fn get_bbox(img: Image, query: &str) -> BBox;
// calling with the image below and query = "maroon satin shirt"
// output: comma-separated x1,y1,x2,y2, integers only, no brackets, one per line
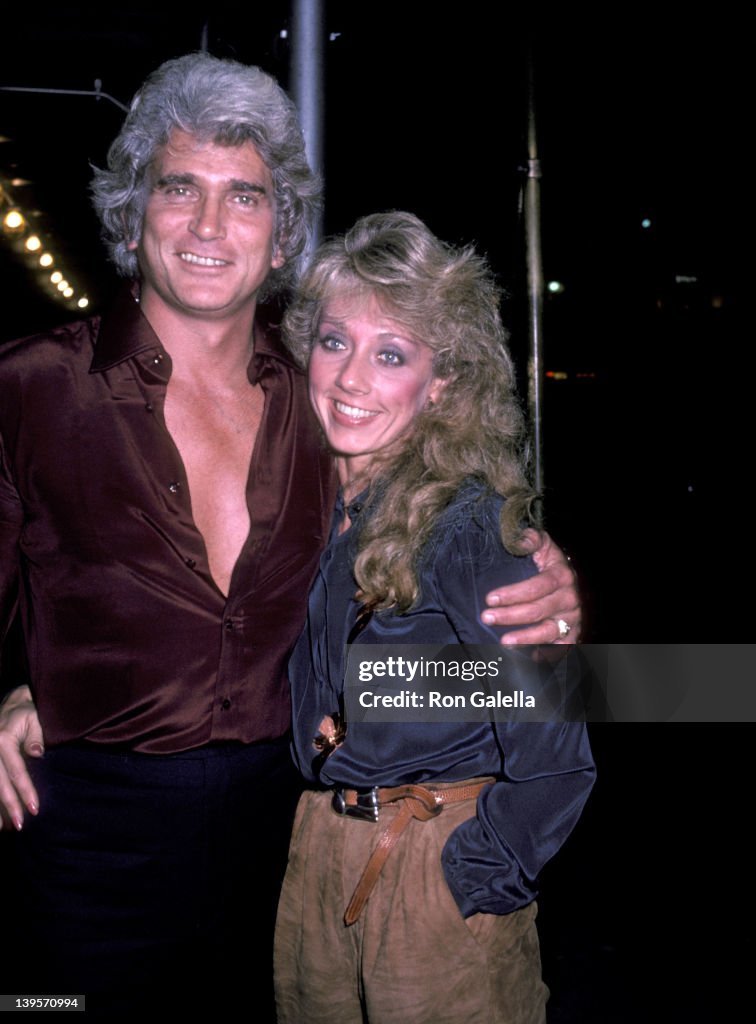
0,287,336,753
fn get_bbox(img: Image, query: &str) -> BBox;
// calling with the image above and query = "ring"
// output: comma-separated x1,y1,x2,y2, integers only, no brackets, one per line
555,618,571,638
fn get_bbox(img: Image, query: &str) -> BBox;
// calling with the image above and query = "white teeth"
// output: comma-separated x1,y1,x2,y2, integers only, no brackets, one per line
335,401,378,419
179,252,228,266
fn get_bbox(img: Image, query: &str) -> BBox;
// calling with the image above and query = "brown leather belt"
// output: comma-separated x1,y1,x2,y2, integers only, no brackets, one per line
331,778,494,926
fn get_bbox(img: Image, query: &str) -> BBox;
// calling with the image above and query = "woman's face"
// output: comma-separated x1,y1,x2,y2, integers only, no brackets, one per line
308,293,445,487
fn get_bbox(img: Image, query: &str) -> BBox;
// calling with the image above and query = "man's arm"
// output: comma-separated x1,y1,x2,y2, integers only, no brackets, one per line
1,425,40,829
0,686,42,831
481,530,581,644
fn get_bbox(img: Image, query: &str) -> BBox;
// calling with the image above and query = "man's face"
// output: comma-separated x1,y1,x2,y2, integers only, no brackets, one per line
130,129,284,322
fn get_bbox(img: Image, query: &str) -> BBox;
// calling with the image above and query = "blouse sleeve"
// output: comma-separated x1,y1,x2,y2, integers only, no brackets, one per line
429,493,596,917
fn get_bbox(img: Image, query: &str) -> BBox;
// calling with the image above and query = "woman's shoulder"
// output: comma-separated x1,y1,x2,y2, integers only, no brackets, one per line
422,479,510,567
434,478,507,535
419,479,537,635
425,478,537,577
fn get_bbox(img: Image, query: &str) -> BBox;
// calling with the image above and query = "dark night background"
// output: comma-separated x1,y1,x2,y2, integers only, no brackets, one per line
0,4,749,1019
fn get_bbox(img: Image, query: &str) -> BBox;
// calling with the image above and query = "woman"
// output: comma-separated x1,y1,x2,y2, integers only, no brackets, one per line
274,212,595,1024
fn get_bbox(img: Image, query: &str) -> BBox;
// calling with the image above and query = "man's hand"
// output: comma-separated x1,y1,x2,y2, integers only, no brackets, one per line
0,685,43,831
482,530,581,644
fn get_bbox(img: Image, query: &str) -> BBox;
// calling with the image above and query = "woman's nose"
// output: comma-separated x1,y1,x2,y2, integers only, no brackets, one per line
335,350,370,393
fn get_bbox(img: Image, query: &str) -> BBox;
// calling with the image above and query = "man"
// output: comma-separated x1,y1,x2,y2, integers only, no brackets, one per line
0,54,579,1015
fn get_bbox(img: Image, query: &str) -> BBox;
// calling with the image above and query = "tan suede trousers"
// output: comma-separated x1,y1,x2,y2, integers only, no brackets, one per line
274,788,548,1024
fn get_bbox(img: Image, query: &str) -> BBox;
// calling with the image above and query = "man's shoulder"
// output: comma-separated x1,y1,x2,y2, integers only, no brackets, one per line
0,316,102,377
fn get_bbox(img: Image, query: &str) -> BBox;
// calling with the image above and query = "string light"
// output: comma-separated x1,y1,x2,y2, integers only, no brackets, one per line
3,208,25,230
1,178,94,309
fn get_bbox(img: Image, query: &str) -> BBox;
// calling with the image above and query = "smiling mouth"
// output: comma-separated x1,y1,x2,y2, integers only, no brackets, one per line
334,400,379,420
178,252,229,267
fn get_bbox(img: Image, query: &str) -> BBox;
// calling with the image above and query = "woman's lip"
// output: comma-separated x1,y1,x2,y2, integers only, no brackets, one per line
333,399,380,420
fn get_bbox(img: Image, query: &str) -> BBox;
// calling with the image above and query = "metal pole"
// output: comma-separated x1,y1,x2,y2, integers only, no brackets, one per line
290,0,325,251
0,83,128,113
525,48,545,524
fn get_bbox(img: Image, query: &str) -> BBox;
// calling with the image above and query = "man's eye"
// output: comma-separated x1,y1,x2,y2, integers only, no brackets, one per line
235,193,259,205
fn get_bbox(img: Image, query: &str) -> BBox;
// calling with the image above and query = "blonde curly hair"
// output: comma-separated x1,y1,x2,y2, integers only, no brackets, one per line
284,211,535,612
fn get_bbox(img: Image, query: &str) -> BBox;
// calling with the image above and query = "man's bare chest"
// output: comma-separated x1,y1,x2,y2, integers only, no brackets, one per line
163,380,264,592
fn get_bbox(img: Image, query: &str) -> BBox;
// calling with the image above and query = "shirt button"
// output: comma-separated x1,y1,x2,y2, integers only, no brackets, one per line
185,557,196,569
225,618,234,631
145,402,154,413
168,481,181,494
221,699,232,710
152,353,164,365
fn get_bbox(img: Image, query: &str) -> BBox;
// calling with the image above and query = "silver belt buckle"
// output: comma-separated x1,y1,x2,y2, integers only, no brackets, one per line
332,786,380,822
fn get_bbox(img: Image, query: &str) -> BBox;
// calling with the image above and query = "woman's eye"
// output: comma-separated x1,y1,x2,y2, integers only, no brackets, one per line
318,334,346,351
378,349,405,366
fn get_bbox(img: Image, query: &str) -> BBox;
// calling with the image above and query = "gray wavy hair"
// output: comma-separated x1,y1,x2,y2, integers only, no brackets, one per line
91,52,320,295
